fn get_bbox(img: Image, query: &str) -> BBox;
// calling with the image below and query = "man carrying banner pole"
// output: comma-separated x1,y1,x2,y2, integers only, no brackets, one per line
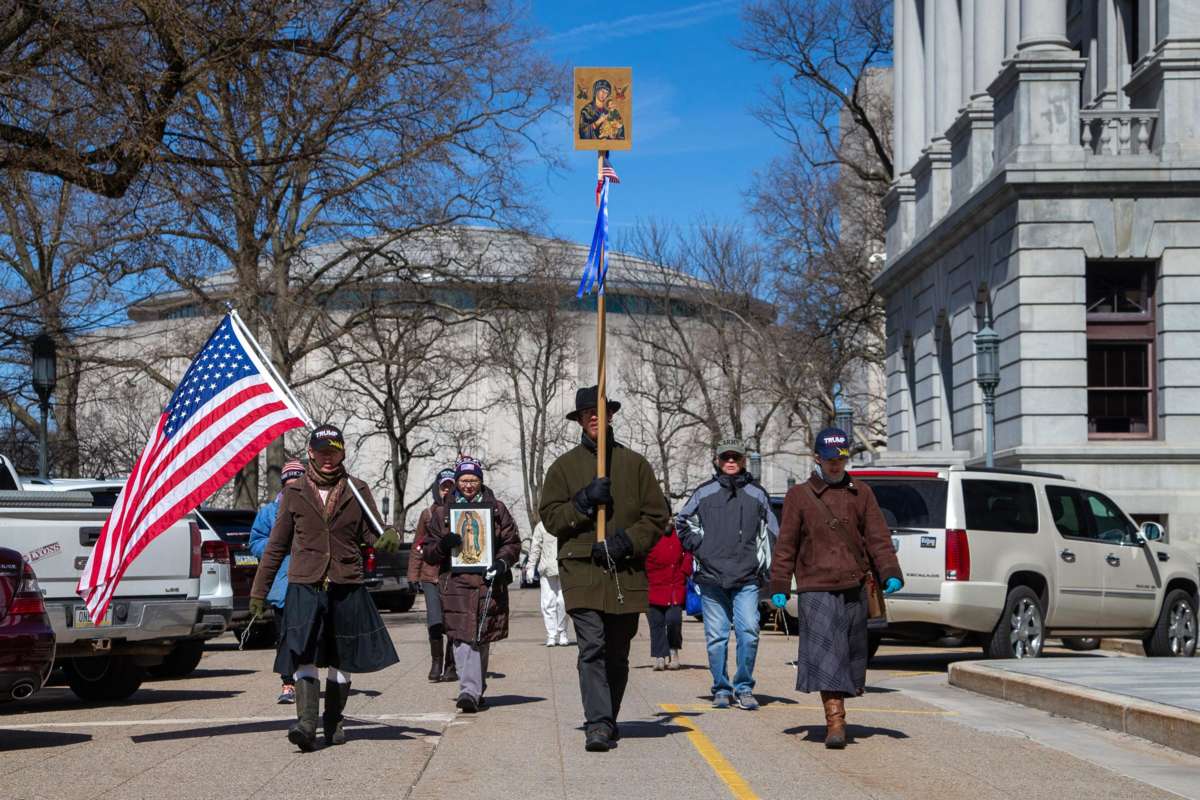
539,144,670,753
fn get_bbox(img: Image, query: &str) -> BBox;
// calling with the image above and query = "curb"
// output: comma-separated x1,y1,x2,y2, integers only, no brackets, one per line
948,661,1200,757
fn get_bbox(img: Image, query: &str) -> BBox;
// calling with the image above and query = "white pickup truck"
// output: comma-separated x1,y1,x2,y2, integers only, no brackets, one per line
0,455,224,699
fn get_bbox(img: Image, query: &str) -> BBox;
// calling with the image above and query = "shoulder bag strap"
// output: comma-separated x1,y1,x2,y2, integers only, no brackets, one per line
804,484,871,574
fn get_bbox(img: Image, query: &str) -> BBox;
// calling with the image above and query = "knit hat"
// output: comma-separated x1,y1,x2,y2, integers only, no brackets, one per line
281,460,305,483
455,456,484,481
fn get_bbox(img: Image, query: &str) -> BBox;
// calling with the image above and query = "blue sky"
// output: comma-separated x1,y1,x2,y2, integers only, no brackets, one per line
524,0,788,246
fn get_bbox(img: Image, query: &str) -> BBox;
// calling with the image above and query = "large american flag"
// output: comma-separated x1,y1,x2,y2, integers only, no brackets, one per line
77,313,307,622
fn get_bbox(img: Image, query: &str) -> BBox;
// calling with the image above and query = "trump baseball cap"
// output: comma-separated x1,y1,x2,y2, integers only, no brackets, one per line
309,424,344,451
814,427,852,459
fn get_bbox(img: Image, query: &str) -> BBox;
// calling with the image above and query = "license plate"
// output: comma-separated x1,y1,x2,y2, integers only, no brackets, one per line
75,606,112,628
235,554,259,567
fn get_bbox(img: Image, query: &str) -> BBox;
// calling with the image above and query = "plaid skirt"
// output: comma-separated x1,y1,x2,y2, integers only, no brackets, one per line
794,585,869,696
274,582,399,675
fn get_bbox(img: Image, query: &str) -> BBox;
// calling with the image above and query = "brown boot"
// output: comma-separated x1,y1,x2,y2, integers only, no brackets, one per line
820,691,846,749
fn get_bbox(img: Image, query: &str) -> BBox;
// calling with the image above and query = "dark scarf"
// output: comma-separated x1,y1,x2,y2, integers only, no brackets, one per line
306,460,346,519
581,427,622,454
715,469,753,497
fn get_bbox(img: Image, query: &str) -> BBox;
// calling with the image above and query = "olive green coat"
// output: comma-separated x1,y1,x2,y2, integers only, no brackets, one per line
538,437,669,614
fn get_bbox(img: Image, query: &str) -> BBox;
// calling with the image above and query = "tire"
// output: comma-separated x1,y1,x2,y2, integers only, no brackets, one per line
983,586,1045,659
389,592,417,613
147,640,205,679
1142,588,1198,657
1061,636,1101,652
65,655,145,701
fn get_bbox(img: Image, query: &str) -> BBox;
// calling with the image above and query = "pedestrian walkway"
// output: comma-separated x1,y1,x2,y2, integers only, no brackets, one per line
949,656,1200,757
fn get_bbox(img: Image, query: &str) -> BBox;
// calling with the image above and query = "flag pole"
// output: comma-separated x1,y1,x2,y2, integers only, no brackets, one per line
595,150,608,543
228,307,386,537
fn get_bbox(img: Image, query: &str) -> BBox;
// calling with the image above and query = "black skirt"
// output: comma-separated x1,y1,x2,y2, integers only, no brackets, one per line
274,582,399,675
794,585,869,696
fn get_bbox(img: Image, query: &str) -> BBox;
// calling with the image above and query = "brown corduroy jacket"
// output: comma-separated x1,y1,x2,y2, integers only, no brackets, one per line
406,506,445,585
251,474,383,598
769,474,903,595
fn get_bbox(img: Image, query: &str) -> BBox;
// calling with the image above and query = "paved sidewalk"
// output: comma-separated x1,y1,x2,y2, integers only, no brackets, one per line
949,657,1200,756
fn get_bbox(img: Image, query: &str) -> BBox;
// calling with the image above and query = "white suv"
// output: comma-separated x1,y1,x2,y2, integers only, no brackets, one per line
851,466,1199,659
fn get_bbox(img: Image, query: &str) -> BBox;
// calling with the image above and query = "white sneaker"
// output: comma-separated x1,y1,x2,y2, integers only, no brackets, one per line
557,633,570,646
545,637,557,647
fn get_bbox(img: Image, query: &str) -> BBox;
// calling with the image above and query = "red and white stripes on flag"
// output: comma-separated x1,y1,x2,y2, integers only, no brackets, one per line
595,153,620,207
76,313,308,623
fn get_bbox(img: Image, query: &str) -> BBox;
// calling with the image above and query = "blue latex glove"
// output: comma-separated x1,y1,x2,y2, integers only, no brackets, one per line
770,593,787,609
883,577,903,595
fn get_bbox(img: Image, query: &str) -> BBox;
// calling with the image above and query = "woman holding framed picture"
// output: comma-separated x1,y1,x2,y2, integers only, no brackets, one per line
421,456,522,712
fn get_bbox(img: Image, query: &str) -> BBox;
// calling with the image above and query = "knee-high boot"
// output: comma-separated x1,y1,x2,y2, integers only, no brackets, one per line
441,637,458,682
288,677,319,751
323,680,350,746
820,691,846,749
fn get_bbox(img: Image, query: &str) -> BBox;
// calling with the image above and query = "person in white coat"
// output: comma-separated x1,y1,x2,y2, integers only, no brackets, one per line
526,521,569,646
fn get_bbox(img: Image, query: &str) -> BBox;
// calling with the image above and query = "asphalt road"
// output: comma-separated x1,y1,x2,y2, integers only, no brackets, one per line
3,590,1197,800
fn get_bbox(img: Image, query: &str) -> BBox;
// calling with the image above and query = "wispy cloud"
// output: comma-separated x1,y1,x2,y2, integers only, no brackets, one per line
544,0,739,49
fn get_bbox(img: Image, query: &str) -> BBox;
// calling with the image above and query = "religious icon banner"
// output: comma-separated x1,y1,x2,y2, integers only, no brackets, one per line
449,504,494,572
573,66,632,151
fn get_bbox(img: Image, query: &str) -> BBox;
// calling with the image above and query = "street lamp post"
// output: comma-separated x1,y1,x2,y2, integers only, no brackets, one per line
748,435,762,481
31,332,57,479
974,325,1001,468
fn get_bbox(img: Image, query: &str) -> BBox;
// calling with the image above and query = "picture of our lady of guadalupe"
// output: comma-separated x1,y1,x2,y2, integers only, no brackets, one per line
573,67,632,151
449,506,493,570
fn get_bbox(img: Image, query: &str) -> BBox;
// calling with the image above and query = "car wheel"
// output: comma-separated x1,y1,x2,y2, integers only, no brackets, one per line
1060,636,1101,652
984,586,1045,659
65,655,145,701
147,640,205,679
1143,589,1198,657
390,592,417,613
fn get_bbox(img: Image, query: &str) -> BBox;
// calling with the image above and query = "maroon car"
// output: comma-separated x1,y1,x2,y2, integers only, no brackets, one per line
0,547,56,702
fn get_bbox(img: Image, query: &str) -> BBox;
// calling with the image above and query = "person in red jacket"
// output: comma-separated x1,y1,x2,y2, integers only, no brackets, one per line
645,525,693,670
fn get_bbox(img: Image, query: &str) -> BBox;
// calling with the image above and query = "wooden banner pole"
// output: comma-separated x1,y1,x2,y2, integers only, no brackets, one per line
595,150,608,542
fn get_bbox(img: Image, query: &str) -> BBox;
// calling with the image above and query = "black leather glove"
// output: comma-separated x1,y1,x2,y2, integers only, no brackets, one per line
573,477,612,517
591,528,633,567
485,559,508,583
440,532,464,553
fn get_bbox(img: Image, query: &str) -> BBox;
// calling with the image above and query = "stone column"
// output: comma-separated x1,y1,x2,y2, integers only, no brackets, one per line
1127,0,1200,159
1095,0,1122,109
989,0,1085,165
1018,0,1070,52
894,0,906,173
1005,0,1020,59
922,0,938,145
974,0,1007,97
903,0,926,170
934,0,962,139
960,0,974,108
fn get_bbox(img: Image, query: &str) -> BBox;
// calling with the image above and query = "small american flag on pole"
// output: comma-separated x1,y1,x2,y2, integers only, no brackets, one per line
77,312,308,622
595,154,620,207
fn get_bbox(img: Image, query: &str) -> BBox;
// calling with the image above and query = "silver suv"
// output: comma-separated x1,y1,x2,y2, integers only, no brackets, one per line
853,466,1199,659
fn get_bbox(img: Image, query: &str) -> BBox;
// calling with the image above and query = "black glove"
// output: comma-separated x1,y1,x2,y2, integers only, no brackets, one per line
440,532,463,553
591,528,633,567
485,559,508,583
573,477,612,517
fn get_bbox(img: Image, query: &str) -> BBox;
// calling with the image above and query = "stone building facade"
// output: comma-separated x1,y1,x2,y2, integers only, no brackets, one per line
878,0,1200,545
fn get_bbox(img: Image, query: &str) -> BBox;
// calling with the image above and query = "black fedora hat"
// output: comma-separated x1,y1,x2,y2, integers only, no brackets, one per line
566,385,621,421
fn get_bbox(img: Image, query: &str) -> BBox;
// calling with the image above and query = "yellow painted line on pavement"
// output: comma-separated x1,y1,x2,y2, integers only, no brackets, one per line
886,670,942,679
660,703,761,800
668,703,955,716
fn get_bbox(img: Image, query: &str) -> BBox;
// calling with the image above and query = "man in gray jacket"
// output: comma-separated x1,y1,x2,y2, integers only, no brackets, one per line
676,438,777,710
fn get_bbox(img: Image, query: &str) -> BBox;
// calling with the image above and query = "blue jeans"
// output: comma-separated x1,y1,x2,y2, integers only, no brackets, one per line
698,583,760,697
